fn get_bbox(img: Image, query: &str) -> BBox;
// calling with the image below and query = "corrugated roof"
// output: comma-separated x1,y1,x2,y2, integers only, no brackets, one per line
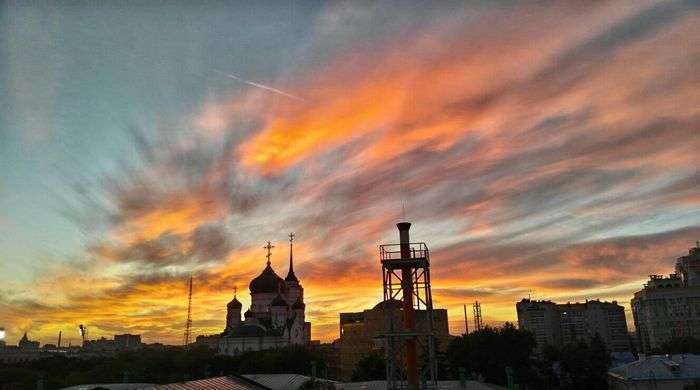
60,384,154,390
335,380,505,390
243,374,317,390
138,375,271,390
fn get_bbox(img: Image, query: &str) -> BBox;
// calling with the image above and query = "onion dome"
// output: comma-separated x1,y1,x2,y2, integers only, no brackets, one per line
292,297,306,310
271,293,288,307
243,309,252,318
227,295,242,309
249,263,288,294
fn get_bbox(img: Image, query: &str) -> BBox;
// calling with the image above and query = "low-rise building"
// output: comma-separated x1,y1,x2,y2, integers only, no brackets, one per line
82,337,117,352
114,333,142,349
18,332,40,350
631,243,700,352
516,298,630,351
314,340,341,380
195,334,220,349
608,354,700,390
0,346,42,364
338,299,450,381
82,334,143,353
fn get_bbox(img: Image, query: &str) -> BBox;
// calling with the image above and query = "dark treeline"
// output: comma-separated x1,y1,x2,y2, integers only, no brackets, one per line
3,332,700,390
355,324,700,390
659,336,700,354
0,345,326,390
351,322,608,388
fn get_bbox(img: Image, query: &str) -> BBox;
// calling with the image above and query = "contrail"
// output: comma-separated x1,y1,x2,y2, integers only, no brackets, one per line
214,69,303,101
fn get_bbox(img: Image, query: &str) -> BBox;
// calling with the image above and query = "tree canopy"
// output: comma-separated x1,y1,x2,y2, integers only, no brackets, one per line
446,322,536,386
0,345,326,390
351,353,386,381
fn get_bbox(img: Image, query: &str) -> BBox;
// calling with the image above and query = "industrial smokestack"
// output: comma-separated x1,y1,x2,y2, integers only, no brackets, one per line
397,222,411,259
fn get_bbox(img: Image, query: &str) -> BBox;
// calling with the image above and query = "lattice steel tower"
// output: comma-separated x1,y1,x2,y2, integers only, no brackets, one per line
473,301,483,331
183,276,193,348
379,222,437,390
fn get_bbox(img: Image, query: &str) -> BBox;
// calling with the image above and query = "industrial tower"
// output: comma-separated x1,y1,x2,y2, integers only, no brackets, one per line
78,324,88,346
183,276,193,348
473,301,483,331
379,222,437,390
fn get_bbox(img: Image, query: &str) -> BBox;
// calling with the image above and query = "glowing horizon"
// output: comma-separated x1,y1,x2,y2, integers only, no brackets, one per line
0,1,699,346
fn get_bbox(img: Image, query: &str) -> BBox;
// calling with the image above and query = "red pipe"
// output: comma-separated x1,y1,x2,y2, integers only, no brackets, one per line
398,222,418,389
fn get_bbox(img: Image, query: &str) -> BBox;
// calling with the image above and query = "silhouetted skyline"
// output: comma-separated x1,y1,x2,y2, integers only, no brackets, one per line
0,1,699,345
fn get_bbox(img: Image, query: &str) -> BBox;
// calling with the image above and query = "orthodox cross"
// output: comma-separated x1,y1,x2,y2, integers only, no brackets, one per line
289,232,295,244
264,241,274,265
233,286,237,298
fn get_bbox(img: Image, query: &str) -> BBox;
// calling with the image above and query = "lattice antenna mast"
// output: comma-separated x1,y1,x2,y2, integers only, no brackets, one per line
473,301,483,331
183,276,193,348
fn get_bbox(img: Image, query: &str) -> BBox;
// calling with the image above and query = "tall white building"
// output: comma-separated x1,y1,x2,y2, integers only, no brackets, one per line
219,235,310,356
631,243,700,352
516,298,629,351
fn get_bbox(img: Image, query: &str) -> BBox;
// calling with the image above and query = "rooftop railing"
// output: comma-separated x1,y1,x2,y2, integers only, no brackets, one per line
380,242,430,262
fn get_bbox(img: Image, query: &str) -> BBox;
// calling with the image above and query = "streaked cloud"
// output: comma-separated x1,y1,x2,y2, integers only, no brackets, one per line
0,0,698,345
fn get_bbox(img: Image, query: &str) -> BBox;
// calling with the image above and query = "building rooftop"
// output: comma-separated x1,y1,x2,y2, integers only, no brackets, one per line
243,374,328,390
608,354,700,381
335,380,504,390
643,274,683,289
517,298,620,306
60,375,271,390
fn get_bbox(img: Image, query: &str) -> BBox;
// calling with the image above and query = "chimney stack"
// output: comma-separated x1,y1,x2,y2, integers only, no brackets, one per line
397,222,411,259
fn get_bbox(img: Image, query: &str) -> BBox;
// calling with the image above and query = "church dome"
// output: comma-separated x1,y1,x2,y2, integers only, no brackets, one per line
227,295,242,309
244,309,252,318
250,263,288,294
271,294,288,307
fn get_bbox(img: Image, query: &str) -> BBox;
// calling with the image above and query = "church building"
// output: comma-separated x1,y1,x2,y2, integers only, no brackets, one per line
219,234,310,356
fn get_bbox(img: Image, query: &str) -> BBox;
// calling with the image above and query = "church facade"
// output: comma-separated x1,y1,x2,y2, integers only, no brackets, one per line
219,234,310,356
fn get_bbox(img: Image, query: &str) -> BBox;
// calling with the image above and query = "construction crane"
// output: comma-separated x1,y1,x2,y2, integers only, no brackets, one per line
183,276,193,348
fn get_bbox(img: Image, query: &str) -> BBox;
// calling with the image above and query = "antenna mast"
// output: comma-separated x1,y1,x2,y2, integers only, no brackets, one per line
473,301,483,331
183,276,193,348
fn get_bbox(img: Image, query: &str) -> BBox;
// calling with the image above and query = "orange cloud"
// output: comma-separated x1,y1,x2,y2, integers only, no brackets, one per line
4,1,699,347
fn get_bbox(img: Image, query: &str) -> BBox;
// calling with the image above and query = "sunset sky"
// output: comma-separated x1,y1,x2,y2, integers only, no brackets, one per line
1,1,699,346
